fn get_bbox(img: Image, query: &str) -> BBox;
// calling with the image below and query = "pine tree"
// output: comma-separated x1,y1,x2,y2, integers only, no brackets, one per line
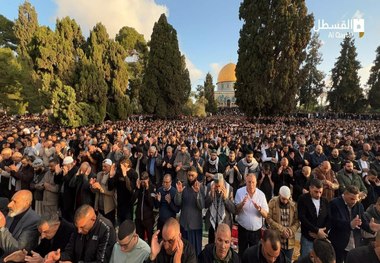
235,0,313,115
13,1,38,58
367,46,380,110
299,33,325,111
203,73,217,114
141,14,191,118
86,23,131,120
116,26,148,113
0,15,18,50
328,35,364,113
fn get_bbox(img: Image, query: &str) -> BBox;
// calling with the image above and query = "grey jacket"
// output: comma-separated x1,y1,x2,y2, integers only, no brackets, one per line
175,184,205,230
0,208,40,256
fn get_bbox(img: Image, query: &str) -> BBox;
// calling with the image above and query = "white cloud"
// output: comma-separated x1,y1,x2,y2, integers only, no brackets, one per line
184,56,203,87
53,0,168,39
359,64,373,91
210,62,222,83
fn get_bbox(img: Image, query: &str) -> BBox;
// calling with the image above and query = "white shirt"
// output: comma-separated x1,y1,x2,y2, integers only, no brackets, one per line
312,198,320,217
235,187,268,231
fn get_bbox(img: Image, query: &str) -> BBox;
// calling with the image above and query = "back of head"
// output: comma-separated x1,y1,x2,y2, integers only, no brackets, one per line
313,239,336,263
74,204,94,223
163,217,180,234
310,178,323,189
118,219,136,240
262,229,281,251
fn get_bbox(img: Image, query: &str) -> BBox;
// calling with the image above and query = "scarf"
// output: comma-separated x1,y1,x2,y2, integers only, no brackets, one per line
209,156,219,167
241,157,258,175
213,245,232,263
209,181,230,229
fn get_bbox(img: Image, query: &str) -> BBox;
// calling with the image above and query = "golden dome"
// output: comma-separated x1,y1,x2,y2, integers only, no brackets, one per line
217,63,236,84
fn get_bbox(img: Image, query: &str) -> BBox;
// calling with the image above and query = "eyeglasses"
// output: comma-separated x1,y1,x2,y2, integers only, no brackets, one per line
118,234,135,249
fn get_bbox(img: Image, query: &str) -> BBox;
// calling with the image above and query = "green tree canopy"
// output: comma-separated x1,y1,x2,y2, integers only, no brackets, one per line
299,33,325,111
141,14,191,118
235,0,313,115
328,35,364,113
203,73,217,114
367,46,380,110
0,15,18,50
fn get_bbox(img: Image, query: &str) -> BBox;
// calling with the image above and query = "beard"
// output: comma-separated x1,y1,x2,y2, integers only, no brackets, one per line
8,209,21,218
188,179,196,186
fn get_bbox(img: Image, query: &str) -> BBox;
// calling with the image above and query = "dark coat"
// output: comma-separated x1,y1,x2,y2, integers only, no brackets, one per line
0,208,40,256
297,193,329,241
60,215,116,263
328,196,372,252
198,243,240,263
242,243,290,263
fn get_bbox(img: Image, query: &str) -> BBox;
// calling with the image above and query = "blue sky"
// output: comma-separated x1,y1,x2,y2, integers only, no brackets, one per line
1,0,379,89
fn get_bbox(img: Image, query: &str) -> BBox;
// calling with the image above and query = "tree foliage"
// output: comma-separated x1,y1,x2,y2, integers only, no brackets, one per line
203,73,217,114
13,1,38,58
299,33,325,111
0,15,18,50
235,0,313,115
367,46,380,110
141,14,191,118
116,26,148,113
328,35,364,113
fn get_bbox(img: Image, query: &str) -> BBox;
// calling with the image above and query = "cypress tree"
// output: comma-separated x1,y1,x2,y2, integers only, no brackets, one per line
328,35,364,113
141,14,191,118
13,1,38,59
367,46,380,110
299,33,325,111
204,73,217,114
0,15,18,50
235,0,313,115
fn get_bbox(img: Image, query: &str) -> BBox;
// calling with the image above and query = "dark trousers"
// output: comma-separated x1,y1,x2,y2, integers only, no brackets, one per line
208,225,216,244
136,218,154,245
181,227,203,256
117,204,133,225
238,225,261,258
335,247,348,263
99,209,116,226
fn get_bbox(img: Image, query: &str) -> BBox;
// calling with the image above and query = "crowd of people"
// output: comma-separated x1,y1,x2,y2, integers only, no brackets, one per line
0,113,380,263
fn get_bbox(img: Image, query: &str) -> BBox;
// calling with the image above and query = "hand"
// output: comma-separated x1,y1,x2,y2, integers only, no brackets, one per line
150,230,163,261
120,163,128,176
220,185,227,200
9,164,17,172
302,189,309,194
92,182,101,190
4,249,27,262
317,228,328,239
252,201,261,212
351,215,362,229
240,194,249,207
282,229,290,239
85,167,91,177
287,167,293,177
110,164,116,178
304,160,309,165
25,251,44,263
359,191,367,200
62,166,69,176
156,192,161,202
176,181,183,193
234,165,239,171
174,238,184,262
45,249,61,263
189,160,193,167
369,218,380,232
55,164,62,174
165,194,171,204
0,211,6,228
192,180,200,193
89,178,96,185
278,166,283,174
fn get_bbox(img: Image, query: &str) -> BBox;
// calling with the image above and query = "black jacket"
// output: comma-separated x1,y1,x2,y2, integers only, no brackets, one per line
329,196,372,251
242,243,290,263
54,166,78,216
132,183,156,221
198,243,240,263
346,244,380,263
35,218,75,257
60,215,116,263
297,193,329,241
144,238,197,263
